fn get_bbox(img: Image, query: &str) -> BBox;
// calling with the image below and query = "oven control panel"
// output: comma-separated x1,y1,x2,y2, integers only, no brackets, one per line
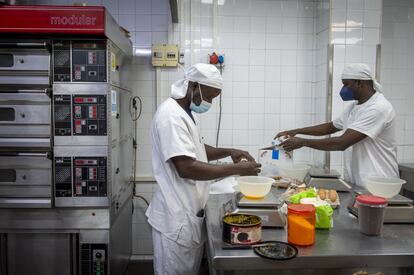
72,41,106,82
54,95,72,136
81,243,108,275
54,94,107,136
54,156,107,197
53,40,107,82
54,156,72,197
53,40,71,82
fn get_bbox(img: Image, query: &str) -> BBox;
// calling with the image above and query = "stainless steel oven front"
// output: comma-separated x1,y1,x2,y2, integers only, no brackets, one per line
0,88,51,150
0,42,51,86
0,152,52,208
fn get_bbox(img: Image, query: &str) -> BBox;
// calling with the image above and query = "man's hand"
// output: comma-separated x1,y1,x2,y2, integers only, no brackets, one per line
275,129,298,140
280,137,305,152
229,149,255,163
236,161,261,176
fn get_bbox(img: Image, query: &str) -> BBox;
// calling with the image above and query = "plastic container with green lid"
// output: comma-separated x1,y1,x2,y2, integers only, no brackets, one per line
356,195,387,236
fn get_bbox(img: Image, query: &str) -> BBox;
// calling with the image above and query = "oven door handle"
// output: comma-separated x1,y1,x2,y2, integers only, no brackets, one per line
0,88,51,101
0,42,48,48
0,152,50,158
0,88,50,93
15,88,50,94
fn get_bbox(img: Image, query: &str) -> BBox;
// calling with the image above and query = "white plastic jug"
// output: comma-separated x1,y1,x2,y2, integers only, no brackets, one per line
258,141,293,176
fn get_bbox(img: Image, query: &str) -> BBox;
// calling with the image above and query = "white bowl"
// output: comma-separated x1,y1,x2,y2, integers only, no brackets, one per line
278,164,310,182
236,176,274,199
364,176,406,198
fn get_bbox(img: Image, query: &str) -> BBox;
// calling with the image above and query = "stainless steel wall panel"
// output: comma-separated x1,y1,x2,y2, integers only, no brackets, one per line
107,40,126,88
80,229,110,244
0,208,110,230
0,125,50,138
54,135,109,147
54,145,109,157
55,197,109,208
52,82,109,95
119,87,133,143
0,186,50,197
0,75,50,86
110,87,121,145
109,199,132,275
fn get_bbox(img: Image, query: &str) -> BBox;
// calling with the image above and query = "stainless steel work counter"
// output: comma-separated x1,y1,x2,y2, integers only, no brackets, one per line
205,190,414,275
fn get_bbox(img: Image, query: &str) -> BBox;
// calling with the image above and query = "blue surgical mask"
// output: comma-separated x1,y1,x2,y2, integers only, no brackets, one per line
339,86,355,101
190,84,211,113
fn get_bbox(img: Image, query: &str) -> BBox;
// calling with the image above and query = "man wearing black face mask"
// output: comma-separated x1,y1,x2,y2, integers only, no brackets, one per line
275,63,399,187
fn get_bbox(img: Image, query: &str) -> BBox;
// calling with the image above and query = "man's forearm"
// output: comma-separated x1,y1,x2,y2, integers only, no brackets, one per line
180,160,241,180
302,137,348,151
294,122,340,136
205,144,232,161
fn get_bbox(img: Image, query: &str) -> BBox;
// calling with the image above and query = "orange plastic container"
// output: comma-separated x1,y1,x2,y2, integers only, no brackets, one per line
287,204,316,246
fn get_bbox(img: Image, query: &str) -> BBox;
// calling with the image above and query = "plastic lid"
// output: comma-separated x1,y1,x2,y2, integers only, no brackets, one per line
356,194,387,205
253,241,298,260
288,204,315,215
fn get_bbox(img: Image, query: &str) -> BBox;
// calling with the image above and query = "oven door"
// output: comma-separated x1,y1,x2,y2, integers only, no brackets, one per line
0,89,51,150
0,42,51,86
0,153,52,208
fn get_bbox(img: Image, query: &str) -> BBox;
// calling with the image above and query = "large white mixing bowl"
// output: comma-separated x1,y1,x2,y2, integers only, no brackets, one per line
365,176,406,198
237,176,275,199
278,164,310,182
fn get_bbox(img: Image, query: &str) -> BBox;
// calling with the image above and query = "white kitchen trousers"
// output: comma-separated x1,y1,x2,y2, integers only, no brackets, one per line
152,229,204,275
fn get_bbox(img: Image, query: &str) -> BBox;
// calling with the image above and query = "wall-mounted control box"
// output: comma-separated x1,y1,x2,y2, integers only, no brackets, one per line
151,44,179,67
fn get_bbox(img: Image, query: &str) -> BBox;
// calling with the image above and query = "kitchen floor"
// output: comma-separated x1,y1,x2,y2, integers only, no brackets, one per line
126,259,210,275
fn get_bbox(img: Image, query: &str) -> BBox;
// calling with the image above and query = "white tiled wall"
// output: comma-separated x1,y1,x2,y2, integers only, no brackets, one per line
313,0,330,166
149,0,328,167
380,0,414,162
196,0,323,166
330,0,382,173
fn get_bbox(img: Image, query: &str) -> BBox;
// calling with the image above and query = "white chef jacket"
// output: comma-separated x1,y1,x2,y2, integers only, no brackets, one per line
146,98,211,248
333,92,399,187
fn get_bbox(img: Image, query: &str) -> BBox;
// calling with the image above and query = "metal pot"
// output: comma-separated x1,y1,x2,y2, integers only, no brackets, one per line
222,213,262,245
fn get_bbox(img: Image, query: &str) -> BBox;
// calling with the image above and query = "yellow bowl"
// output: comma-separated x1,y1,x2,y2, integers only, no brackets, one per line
237,176,275,199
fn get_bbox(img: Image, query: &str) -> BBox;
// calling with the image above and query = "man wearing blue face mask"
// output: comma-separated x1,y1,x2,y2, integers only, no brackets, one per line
276,63,399,187
147,63,261,275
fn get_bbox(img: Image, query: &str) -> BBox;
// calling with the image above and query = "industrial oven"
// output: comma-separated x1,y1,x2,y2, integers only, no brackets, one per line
0,200,131,275
0,5,133,275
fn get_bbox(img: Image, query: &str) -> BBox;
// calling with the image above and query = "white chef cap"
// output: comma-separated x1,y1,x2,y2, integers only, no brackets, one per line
341,63,382,93
171,63,223,99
